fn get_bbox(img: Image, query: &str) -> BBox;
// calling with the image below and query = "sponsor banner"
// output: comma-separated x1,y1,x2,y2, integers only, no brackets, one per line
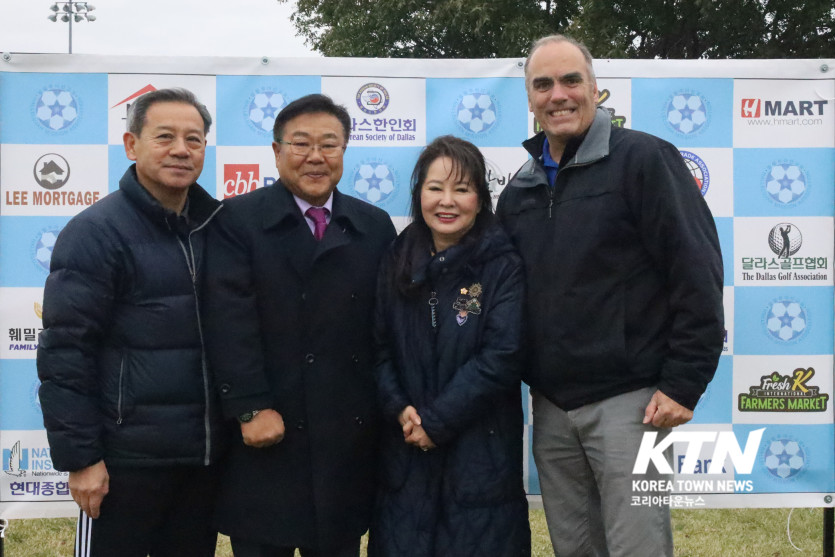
0,361,44,430
0,430,70,502
426,78,528,147
722,287,734,355
691,355,733,424
0,217,69,287
733,217,832,286
733,423,835,494
733,355,832,424
0,73,107,145
733,79,835,148
216,75,320,147
1,145,108,217
631,78,734,147
323,77,426,147
679,148,733,217
479,147,529,205
107,145,217,196
0,287,44,360
733,148,835,217
734,286,834,355
596,79,632,129
670,424,737,494
715,217,734,286
107,75,218,146
338,146,422,217
215,145,279,199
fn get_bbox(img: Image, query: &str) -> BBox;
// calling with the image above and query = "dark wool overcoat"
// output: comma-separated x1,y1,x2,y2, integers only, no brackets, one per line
369,223,531,557
203,182,396,549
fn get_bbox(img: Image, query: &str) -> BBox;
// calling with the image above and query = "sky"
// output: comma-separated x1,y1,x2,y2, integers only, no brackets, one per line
0,0,317,57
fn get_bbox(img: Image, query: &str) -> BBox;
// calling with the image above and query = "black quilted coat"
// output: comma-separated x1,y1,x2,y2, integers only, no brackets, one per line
37,166,227,472
369,223,531,557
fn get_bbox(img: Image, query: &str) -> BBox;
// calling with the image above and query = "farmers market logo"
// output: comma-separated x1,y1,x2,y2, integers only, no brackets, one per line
738,367,828,412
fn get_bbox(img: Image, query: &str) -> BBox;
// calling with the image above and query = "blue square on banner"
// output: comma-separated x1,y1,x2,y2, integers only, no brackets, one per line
107,146,216,198
734,286,834,355
526,426,541,495
691,355,732,424
426,78,527,147
216,76,321,146
0,360,45,430
0,73,107,144
521,383,531,425
715,217,733,286
733,424,835,494
339,146,422,218
0,217,71,287
631,78,733,147
733,148,835,216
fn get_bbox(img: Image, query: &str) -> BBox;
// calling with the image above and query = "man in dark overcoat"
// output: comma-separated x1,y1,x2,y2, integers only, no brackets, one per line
203,94,396,557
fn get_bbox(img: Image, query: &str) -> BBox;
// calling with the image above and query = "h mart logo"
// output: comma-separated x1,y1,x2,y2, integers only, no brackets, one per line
633,428,766,475
741,98,761,118
223,164,259,198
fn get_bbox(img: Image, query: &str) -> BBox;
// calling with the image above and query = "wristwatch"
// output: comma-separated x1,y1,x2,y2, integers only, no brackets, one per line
237,409,262,424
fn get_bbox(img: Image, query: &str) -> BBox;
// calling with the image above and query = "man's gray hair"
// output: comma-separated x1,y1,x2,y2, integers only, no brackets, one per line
126,87,212,136
524,35,596,82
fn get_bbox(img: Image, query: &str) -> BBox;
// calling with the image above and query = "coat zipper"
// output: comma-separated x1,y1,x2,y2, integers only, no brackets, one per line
175,203,223,466
116,357,125,425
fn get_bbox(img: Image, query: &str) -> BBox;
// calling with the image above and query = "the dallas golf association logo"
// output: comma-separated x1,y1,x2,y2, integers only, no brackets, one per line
33,87,80,132
356,83,390,115
679,151,710,196
455,91,498,135
246,88,287,133
763,162,807,206
738,366,829,412
665,90,709,136
767,223,802,259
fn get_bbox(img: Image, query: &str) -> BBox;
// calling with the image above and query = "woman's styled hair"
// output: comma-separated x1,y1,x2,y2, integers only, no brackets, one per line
392,135,495,295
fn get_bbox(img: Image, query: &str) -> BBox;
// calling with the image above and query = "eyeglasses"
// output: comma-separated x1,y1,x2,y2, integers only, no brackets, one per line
278,140,344,158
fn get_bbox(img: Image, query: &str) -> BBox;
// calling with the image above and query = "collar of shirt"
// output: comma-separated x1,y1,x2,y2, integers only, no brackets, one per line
293,192,334,236
542,136,560,188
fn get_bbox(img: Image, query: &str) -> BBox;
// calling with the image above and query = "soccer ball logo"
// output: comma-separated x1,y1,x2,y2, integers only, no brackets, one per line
666,93,707,135
765,164,806,205
764,439,805,479
34,228,61,272
765,300,806,342
354,163,395,204
456,93,497,134
35,88,79,131
680,151,710,196
767,223,802,258
248,91,286,132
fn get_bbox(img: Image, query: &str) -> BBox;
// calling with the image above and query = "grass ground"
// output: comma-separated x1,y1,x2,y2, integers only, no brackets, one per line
2,507,827,556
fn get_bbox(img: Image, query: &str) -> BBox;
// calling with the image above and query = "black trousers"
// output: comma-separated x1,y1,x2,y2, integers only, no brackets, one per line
75,464,220,557
230,536,361,557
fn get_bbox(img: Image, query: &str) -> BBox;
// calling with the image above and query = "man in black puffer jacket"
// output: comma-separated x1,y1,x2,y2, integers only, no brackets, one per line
37,88,226,557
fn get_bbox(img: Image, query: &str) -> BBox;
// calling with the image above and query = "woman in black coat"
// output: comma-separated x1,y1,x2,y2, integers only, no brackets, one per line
369,136,531,557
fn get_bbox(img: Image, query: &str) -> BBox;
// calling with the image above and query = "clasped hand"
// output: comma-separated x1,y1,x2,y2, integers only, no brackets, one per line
399,405,436,451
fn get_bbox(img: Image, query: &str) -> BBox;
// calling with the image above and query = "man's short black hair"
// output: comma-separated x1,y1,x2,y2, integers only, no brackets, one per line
272,94,351,145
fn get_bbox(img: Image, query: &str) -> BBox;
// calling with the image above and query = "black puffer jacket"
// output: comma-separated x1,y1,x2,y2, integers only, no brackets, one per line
37,165,227,472
369,223,530,557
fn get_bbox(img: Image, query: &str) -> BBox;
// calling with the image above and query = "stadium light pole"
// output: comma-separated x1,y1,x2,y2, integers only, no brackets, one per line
47,2,96,54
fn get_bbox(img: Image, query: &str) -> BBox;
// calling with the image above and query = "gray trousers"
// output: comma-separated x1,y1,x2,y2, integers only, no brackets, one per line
532,387,674,557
